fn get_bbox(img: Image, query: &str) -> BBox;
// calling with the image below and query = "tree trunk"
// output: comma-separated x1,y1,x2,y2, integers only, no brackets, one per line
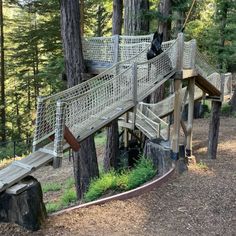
208,101,222,159
60,0,99,200
124,0,149,35
104,0,123,171
157,0,172,41
229,89,236,112
112,0,123,35
0,0,6,143
104,120,119,171
150,0,172,104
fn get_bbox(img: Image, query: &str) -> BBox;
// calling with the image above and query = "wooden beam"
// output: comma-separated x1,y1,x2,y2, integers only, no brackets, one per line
183,69,198,79
208,100,222,159
186,78,195,157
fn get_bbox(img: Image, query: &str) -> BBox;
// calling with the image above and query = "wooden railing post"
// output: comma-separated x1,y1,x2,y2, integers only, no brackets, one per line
53,100,67,168
186,77,195,157
33,96,45,152
131,63,138,130
171,33,184,161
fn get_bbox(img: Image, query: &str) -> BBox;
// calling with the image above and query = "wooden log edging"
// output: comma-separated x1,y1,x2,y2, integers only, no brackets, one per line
52,164,176,216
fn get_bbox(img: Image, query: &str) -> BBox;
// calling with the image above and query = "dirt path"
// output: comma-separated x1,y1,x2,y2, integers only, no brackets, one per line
0,118,236,236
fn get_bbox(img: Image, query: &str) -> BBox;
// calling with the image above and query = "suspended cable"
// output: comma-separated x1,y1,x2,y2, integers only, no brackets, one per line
181,0,197,32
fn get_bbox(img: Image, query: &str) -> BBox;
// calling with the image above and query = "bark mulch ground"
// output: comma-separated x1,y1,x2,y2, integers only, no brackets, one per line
0,117,235,236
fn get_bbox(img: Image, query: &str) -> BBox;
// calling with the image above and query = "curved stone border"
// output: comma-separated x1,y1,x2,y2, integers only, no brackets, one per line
52,164,175,216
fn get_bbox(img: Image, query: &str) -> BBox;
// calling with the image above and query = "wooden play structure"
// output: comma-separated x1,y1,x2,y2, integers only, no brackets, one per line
0,33,232,225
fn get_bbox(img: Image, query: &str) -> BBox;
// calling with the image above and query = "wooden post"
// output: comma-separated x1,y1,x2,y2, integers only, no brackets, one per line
124,112,129,148
171,77,182,160
208,100,222,159
53,100,67,168
32,96,45,152
132,63,138,130
186,78,195,156
171,32,184,160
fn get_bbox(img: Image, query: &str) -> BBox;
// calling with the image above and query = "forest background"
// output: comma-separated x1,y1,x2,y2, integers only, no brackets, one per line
0,0,235,159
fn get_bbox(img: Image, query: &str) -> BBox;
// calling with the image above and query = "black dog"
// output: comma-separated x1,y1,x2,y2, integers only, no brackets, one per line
147,31,172,75
147,32,164,60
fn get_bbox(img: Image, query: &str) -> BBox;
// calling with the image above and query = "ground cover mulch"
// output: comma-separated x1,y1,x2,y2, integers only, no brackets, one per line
0,117,235,236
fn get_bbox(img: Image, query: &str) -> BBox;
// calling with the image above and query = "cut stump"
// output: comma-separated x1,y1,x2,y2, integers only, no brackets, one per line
0,176,47,231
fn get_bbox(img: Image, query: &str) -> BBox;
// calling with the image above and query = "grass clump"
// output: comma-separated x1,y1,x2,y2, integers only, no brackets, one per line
45,202,61,214
95,131,106,146
84,156,156,202
42,182,61,193
60,188,77,207
196,161,208,171
221,103,233,116
119,158,157,190
84,171,117,202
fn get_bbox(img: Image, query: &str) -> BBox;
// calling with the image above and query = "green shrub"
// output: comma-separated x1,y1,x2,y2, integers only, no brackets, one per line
42,182,61,193
124,157,156,190
221,103,232,116
84,171,118,202
84,157,156,202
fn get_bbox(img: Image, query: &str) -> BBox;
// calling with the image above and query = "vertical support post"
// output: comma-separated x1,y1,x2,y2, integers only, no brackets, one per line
208,100,222,159
33,96,45,152
132,63,138,130
171,33,184,161
186,77,195,157
124,112,129,148
53,100,67,168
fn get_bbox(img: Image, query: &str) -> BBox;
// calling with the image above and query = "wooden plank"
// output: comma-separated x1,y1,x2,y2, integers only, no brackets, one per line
183,69,198,79
12,161,35,171
6,183,28,195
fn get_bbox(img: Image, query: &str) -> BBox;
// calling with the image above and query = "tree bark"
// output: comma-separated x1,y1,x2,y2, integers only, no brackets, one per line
104,0,123,171
124,0,149,35
0,0,6,142
112,0,123,35
60,0,99,199
150,0,172,104
208,101,222,159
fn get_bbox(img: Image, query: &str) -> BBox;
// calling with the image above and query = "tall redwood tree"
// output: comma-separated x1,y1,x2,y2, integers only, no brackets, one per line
104,0,123,171
60,0,99,199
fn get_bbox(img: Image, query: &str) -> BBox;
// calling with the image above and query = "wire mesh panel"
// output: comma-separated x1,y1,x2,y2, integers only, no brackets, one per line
83,36,115,63
63,66,134,138
183,40,196,69
135,39,178,100
195,49,221,91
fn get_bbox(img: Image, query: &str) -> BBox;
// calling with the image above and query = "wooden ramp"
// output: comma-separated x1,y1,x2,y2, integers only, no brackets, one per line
195,75,221,97
0,151,53,193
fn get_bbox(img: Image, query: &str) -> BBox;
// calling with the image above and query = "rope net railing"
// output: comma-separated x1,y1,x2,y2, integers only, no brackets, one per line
33,37,177,149
195,49,221,91
51,39,179,156
33,33,222,158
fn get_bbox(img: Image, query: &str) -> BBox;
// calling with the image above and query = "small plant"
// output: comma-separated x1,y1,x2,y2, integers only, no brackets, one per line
84,171,118,202
42,182,61,193
221,103,232,116
45,202,61,213
65,177,75,189
196,161,208,171
60,188,77,207
95,131,106,146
